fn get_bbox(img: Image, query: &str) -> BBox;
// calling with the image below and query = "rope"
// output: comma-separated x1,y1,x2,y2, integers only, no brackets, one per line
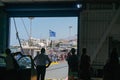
21,18,30,38
13,18,24,54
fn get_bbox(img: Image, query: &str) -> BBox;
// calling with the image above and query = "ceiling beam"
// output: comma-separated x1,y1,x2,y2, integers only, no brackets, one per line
4,1,81,17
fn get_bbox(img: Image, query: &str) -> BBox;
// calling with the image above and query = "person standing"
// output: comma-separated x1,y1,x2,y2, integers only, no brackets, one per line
67,48,78,80
80,48,91,80
103,48,120,80
34,48,51,80
5,48,19,80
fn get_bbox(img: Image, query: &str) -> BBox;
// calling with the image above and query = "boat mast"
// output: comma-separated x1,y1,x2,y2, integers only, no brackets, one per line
28,17,34,55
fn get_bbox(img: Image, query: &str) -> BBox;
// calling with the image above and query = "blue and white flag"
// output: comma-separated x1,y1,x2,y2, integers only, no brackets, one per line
49,30,56,37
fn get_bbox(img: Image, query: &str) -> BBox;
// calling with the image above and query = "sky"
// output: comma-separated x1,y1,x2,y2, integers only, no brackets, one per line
10,17,78,46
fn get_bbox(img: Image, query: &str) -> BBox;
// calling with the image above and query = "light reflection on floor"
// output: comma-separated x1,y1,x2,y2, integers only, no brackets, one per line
31,75,37,80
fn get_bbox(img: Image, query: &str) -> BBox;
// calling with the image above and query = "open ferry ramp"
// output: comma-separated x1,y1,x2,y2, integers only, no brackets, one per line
46,61,68,80
31,60,68,80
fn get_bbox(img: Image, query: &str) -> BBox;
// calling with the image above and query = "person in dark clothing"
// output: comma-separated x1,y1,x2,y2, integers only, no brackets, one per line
5,48,19,80
67,48,78,79
103,48,120,80
80,48,91,80
34,48,51,80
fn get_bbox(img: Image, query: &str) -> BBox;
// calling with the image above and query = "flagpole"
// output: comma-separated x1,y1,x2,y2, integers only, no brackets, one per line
69,26,72,37
49,30,51,48
69,26,72,40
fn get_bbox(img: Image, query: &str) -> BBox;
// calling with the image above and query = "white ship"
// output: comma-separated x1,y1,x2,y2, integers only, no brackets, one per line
11,37,50,58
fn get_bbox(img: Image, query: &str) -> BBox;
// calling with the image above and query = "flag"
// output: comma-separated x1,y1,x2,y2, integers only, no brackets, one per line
49,30,56,37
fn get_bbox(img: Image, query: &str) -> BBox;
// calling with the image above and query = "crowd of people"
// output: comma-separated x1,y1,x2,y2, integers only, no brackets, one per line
0,47,120,80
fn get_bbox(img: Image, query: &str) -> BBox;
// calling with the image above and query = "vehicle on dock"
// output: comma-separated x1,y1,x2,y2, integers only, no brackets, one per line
0,52,33,80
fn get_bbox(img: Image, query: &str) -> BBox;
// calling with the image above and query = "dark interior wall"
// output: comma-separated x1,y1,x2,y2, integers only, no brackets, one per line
0,7,9,52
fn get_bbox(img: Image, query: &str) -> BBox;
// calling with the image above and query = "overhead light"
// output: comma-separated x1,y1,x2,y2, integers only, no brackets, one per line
77,4,81,9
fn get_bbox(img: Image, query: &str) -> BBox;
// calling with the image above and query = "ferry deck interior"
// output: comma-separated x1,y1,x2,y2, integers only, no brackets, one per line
0,0,120,80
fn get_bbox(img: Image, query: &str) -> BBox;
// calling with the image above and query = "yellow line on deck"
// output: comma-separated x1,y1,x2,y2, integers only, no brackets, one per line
50,62,59,66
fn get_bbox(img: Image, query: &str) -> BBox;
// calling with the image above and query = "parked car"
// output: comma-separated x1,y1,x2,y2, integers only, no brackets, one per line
0,52,33,80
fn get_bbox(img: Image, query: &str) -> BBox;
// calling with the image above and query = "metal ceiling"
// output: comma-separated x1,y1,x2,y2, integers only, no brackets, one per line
1,0,77,3
1,0,120,3
1,0,118,17
0,0,78,7
2,0,81,17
